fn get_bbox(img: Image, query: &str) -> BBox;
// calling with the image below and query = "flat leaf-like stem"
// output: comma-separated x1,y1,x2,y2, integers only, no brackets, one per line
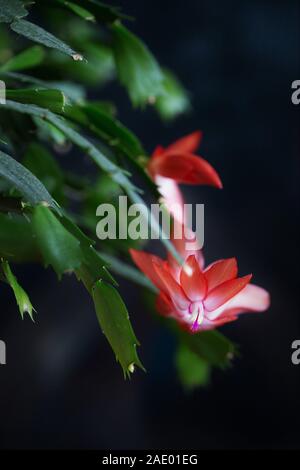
2,100,183,264
92,280,144,377
0,149,59,211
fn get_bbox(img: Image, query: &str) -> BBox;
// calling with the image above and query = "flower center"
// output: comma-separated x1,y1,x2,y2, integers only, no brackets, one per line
189,301,204,331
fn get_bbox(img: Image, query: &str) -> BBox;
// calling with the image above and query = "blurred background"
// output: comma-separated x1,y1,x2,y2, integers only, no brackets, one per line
0,0,299,449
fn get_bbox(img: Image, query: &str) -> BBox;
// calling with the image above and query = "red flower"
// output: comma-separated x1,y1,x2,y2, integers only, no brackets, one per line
130,237,270,332
148,131,222,188
133,131,270,332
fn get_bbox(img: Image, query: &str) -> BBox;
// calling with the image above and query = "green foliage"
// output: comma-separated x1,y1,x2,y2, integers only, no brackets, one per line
32,205,83,279
54,1,96,22
6,88,67,113
91,280,144,377
68,0,130,23
0,1,234,384
156,69,191,121
3,100,180,260
0,0,81,59
0,46,45,72
178,329,236,369
10,20,82,60
1,259,35,320
175,343,210,390
22,143,65,204
0,149,58,210
112,23,164,107
75,103,145,158
100,252,156,291
61,215,115,286
65,103,159,196
0,0,28,24
2,101,136,191
0,214,37,262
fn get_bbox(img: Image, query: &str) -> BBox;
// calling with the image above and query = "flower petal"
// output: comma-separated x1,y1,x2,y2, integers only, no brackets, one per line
129,249,166,292
165,131,203,154
204,258,238,291
180,255,207,301
200,315,238,331
151,145,165,159
227,284,270,314
148,152,223,188
155,176,185,223
207,284,270,320
168,223,205,281
156,291,174,317
204,274,252,312
153,261,190,310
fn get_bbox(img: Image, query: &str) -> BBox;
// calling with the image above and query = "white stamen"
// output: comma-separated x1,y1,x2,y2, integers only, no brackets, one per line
189,302,204,326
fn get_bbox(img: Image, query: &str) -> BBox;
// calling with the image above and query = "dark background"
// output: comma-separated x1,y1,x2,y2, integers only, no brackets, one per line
0,0,299,449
